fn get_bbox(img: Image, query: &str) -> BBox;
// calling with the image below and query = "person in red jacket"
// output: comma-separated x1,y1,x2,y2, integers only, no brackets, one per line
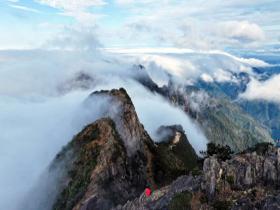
145,187,152,197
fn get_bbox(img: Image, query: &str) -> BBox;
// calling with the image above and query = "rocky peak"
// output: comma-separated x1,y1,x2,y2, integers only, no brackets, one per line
153,125,198,186
88,88,153,156
130,64,162,93
58,72,95,94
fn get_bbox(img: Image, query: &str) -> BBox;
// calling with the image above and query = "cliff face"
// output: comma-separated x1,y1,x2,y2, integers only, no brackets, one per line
50,88,198,210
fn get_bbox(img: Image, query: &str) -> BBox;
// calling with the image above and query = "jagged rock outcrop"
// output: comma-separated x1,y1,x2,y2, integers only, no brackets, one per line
203,145,280,197
201,145,280,209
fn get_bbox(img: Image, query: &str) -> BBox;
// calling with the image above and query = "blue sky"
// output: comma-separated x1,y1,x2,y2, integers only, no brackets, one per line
0,0,280,50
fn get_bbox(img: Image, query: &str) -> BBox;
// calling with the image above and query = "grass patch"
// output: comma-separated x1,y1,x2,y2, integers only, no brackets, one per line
168,191,192,210
212,200,232,210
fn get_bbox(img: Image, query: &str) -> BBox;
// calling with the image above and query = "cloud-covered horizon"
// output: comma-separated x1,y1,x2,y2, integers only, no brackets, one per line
0,0,279,50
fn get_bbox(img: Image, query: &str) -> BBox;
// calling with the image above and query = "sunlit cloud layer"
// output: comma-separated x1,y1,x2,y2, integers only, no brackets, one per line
0,0,279,49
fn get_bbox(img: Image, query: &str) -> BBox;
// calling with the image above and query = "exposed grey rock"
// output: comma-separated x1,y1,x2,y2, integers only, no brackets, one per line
203,156,221,199
261,194,280,210
112,175,201,210
202,145,280,193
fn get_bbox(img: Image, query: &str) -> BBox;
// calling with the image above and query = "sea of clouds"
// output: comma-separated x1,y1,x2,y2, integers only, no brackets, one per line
0,47,278,209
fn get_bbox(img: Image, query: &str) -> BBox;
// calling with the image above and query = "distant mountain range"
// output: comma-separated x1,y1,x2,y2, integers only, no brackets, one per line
196,65,280,140
132,64,274,151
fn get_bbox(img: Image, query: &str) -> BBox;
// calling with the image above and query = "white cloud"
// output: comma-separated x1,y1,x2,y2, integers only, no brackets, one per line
213,69,234,82
0,91,93,210
139,54,197,80
240,75,280,103
2,0,279,50
36,0,106,23
176,21,265,49
208,50,270,67
108,0,278,49
218,21,265,42
9,4,41,13
115,0,156,5
111,48,269,84
37,0,106,9
44,26,101,51
105,47,196,54
115,0,133,4
201,73,214,83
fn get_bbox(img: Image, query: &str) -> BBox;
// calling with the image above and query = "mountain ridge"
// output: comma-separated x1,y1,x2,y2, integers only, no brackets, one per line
47,88,199,210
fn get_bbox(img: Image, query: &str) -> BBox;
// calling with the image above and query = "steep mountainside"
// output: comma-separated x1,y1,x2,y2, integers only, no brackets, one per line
238,100,280,139
46,88,198,210
164,85,272,151
196,71,280,140
131,65,273,151
196,72,250,100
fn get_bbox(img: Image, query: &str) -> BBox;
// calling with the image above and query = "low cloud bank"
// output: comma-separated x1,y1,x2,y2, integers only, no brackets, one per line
239,75,280,104
0,91,91,210
108,49,270,86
